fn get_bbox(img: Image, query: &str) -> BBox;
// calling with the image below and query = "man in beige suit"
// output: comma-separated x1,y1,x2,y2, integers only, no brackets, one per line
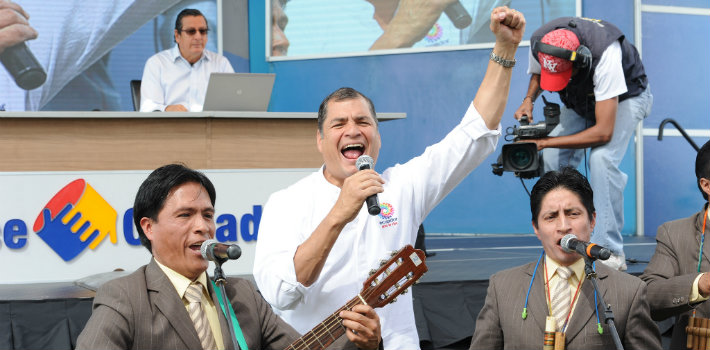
470,167,661,349
76,163,381,349
641,140,710,350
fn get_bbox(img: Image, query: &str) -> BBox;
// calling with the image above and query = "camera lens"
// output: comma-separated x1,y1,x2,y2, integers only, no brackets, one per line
510,147,534,170
501,142,539,173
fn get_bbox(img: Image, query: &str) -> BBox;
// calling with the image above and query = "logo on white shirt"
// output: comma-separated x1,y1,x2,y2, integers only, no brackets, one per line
378,202,398,229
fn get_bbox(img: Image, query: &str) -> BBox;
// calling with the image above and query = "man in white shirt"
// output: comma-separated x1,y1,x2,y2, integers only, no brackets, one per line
513,17,653,271
140,8,233,112
254,6,525,349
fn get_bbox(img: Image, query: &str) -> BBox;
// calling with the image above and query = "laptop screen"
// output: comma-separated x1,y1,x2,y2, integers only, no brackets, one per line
202,73,276,112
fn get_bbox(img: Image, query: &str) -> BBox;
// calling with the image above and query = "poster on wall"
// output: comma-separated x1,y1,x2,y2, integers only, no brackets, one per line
267,0,580,61
0,0,249,112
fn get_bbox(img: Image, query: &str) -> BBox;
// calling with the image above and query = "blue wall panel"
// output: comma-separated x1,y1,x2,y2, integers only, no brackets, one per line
642,12,710,130
641,9,710,236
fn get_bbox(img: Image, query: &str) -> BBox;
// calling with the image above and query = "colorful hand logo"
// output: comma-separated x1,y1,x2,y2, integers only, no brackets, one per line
33,179,118,261
35,204,100,261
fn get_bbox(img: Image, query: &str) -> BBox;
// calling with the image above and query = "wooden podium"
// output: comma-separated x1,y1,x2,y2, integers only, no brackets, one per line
0,111,405,171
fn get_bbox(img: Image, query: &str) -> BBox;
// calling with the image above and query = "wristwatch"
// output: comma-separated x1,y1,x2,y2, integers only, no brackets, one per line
489,51,516,68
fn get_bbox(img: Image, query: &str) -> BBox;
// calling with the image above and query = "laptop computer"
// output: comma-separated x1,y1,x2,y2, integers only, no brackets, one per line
202,73,276,111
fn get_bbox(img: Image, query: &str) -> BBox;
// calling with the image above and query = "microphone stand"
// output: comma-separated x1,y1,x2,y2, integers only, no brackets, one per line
213,258,241,350
583,255,623,350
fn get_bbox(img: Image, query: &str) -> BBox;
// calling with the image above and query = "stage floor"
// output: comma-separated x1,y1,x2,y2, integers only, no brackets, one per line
421,233,656,282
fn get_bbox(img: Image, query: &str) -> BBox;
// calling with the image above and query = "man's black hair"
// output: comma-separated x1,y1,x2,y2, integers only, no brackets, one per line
696,140,710,201
133,163,216,253
317,87,377,135
530,167,595,227
175,8,207,33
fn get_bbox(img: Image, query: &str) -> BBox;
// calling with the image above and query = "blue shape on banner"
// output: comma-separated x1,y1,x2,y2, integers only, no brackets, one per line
35,204,100,261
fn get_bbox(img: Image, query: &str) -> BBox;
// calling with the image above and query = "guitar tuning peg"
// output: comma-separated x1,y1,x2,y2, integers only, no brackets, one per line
379,259,388,266
401,289,409,295
369,269,377,276
391,297,397,303
390,250,398,257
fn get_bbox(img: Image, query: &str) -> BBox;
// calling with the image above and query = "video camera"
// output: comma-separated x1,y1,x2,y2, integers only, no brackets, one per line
492,96,560,178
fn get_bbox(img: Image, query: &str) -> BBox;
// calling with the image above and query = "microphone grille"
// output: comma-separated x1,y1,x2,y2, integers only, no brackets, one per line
356,155,374,170
560,234,577,253
200,239,219,260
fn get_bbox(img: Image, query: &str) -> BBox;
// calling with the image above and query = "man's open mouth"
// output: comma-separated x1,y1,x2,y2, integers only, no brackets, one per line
341,143,365,159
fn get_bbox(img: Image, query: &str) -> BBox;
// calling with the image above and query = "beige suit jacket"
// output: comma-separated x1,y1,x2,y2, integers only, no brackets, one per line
76,259,300,350
641,205,710,350
470,259,661,350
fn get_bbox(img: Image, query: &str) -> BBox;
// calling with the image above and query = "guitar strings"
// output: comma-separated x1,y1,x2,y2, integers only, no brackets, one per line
287,297,361,350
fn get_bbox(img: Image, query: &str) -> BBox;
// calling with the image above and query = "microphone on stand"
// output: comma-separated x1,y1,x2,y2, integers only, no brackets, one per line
560,234,611,261
200,239,242,262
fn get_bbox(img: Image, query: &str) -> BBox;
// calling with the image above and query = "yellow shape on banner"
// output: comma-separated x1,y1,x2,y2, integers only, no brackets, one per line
62,182,118,249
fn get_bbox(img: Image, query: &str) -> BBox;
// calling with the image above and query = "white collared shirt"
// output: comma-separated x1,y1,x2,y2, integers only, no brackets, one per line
254,102,501,349
139,45,233,112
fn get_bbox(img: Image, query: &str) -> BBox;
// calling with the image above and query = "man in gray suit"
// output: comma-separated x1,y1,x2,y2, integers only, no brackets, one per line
470,167,661,349
641,140,710,350
76,163,381,349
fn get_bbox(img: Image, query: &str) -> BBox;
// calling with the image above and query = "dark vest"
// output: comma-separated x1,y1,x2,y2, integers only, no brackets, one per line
530,17,647,120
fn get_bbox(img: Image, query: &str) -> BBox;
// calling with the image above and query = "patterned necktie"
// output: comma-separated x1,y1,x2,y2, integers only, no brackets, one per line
185,282,218,350
551,266,573,332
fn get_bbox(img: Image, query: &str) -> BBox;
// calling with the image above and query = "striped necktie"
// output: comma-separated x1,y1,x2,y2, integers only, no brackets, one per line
551,266,573,332
185,282,218,350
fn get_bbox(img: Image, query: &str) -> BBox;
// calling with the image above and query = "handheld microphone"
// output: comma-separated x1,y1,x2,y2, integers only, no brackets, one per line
560,234,611,261
0,42,46,90
200,239,242,262
355,155,381,216
444,1,472,29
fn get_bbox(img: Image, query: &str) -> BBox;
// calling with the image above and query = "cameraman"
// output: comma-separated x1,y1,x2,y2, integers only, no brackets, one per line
513,17,652,271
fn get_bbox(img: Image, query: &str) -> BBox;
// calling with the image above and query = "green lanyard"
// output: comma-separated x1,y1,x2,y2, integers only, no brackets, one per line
211,280,248,350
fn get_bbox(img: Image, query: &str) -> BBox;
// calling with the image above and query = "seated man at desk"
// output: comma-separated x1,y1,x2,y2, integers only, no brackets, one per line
76,163,381,349
140,8,234,112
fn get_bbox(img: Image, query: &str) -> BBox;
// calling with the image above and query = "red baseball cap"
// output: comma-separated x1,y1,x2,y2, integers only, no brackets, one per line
538,29,580,91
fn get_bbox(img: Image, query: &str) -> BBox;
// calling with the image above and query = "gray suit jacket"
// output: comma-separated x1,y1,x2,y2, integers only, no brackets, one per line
641,205,710,350
470,259,662,350
76,259,300,350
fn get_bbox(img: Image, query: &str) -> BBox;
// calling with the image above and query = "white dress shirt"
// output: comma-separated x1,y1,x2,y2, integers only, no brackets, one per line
139,45,233,112
253,102,501,349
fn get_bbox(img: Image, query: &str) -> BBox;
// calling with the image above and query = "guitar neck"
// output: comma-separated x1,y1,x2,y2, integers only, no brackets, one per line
285,296,361,350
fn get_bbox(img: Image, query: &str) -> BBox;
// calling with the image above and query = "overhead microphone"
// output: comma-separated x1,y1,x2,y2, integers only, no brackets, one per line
200,239,242,262
355,155,381,216
0,42,47,90
560,234,611,261
444,1,472,29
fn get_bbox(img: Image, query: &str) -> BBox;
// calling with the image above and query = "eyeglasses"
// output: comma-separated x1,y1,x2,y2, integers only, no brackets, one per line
181,28,208,36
